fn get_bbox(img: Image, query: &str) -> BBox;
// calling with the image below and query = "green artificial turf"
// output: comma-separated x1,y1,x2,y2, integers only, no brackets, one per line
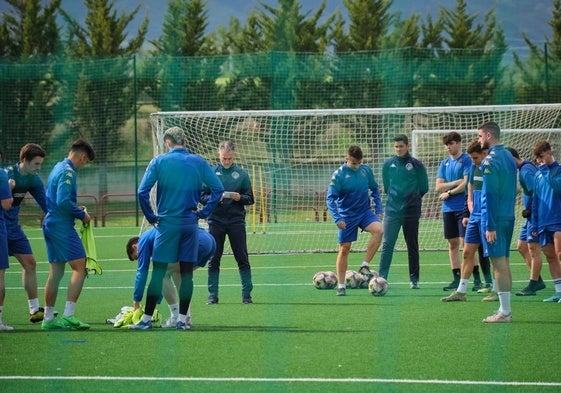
0,227,559,393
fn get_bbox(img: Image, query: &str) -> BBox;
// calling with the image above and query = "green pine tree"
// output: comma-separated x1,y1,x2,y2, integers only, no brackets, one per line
0,0,61,159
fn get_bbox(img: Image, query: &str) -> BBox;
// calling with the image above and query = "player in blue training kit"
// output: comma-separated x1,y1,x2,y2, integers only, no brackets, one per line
326,145,383,296
4,143,48,322
442,140,493,302
506,148,545,296
202,141,255,305
478,121,517,323
126,227,216,328
135,126,223,330
529,141,561,303
41,139,95,330
436,132,472,291
0,156,14,331
378,134,428,289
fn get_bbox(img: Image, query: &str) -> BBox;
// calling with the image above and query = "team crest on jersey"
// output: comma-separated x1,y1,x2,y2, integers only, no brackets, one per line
232,171,240,180
405,163,413,171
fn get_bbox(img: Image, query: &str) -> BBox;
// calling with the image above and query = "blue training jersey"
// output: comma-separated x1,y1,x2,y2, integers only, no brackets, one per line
480,144,517,231
0,170,11,237
531,161,561,234
44,158,86,223
326,162,382,224
133,227,216,303
3,162,47,233
437,151,471,212
467,163,484,222
138,148,224,225
519,160,537,210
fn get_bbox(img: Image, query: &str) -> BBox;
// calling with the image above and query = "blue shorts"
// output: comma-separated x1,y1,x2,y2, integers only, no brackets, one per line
7,226,33,255
42,218,85,263
338,210,379,244
443,211,465,239
196,230,216,268
464,219,486,248
153,220,199,264
519,221,538,243
538,230,557,247
483,219,514,258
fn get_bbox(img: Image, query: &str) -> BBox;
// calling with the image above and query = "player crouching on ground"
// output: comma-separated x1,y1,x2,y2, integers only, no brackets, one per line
125,227,216,329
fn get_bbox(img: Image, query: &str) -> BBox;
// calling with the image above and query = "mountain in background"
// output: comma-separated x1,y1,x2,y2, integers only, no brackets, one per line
54,0,553,49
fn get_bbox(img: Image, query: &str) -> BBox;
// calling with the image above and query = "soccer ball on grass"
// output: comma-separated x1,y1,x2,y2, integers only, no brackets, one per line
312,271,337,289
368,276,389,296
345,270,364,289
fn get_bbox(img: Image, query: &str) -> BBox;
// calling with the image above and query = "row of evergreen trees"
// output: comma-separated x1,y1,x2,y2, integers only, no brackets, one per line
0,0,559,165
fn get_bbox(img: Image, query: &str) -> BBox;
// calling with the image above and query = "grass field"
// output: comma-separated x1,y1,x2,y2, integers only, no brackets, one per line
1,226,560,393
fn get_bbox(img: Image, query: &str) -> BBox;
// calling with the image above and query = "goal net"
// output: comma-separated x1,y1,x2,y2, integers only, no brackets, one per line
149,104,561,254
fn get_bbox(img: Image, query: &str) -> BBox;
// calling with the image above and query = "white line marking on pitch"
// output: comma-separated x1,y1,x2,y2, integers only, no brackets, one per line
0,376,560,386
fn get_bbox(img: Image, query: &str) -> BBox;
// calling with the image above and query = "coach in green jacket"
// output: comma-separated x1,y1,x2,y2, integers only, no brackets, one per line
378,134,429,289
202,141,255,305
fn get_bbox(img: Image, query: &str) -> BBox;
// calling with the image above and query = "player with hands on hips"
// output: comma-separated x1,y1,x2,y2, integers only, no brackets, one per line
135,127,223,330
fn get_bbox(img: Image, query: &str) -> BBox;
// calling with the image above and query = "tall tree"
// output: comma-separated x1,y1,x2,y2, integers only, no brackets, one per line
255,0,334,53
331,0,397,108
144,0,222,114
208,16,271,110
382,12,422,107
0,0,61,160
150,0,211,56
514,0,561,104
338,0,394,52
415,0,507,106
251,0,336,109
61,0,147,194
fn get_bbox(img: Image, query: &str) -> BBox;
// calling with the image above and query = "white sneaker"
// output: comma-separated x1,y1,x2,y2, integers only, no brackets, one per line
482,310,512,323
161,316,177,329
186,315,192,329
0,322,14,331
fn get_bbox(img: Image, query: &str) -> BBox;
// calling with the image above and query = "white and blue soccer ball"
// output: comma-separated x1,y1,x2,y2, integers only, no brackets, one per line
324,271,338,287
345,270,364,289
312,271,337,289
358,273,370,288
368,276,389,296
360,269,379,288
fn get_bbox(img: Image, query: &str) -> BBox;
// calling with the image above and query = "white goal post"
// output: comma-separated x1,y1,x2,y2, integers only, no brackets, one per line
149,104,561,254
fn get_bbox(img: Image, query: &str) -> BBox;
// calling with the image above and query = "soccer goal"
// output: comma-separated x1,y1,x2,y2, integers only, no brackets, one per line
149,104,561,254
